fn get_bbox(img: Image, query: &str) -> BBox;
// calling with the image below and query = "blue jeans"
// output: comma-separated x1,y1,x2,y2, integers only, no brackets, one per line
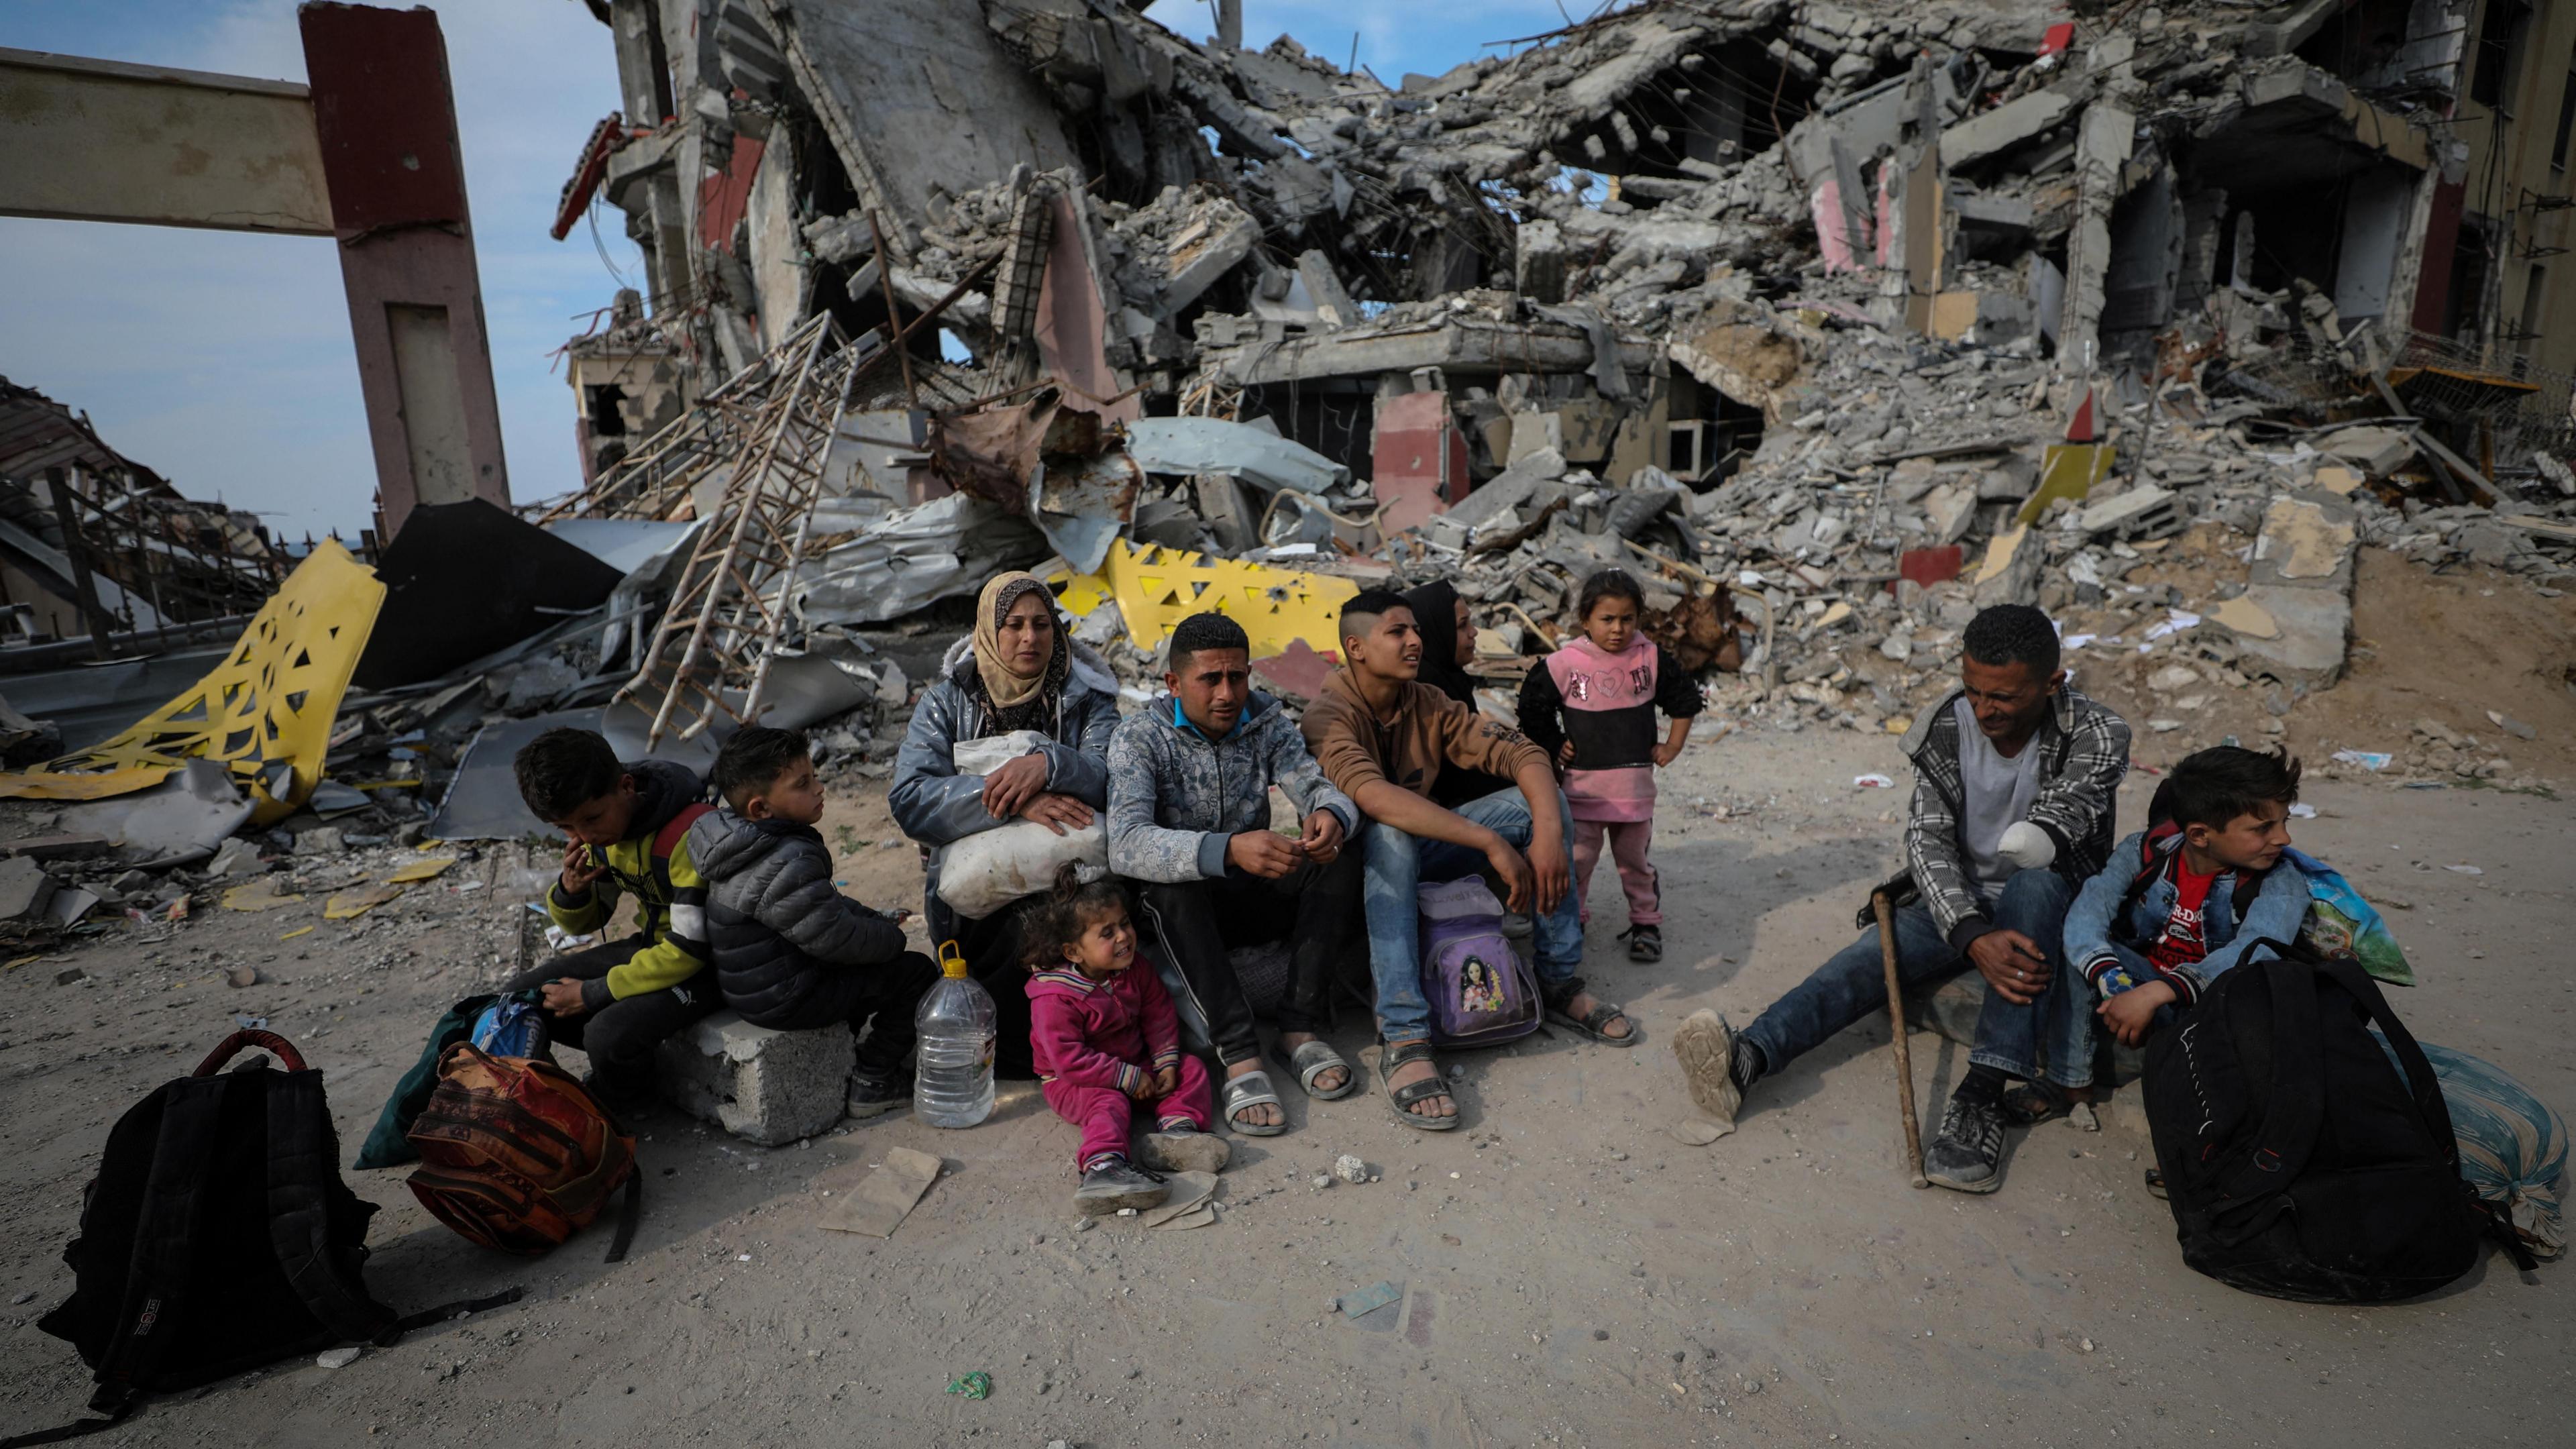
1740,869,2096,1089
1362,788,1584,1046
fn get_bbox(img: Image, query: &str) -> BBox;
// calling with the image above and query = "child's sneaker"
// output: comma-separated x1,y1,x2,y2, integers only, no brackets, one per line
1621,924,1662,963
1073,1156,1169,1216
845,1068,912,1120
1138,1127,1231,1174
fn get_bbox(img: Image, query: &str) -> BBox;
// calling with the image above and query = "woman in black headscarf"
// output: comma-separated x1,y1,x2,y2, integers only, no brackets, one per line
1401,580,1515,809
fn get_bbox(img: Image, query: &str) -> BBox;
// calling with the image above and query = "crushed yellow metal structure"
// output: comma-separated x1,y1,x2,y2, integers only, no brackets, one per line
1051,540,1358,660
0,541,384,824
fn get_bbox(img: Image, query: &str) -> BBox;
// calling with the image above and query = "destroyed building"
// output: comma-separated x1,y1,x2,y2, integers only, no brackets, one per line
0,378,286,663
523,0,2573,757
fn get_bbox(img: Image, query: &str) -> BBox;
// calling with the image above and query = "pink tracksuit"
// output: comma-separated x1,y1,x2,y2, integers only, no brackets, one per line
1026,957,1212,1171
1517,635,1703,927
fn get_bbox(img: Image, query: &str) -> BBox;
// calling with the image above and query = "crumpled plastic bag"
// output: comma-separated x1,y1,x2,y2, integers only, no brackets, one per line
934,731,1107,920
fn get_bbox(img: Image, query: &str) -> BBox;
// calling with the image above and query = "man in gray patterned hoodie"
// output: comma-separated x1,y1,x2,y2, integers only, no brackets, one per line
1107,612,1362,1138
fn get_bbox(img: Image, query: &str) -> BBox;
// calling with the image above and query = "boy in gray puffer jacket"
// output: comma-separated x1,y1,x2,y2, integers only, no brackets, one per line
691,727,936,1118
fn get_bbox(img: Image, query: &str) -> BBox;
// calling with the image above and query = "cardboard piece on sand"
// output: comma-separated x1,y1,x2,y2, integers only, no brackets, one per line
820,1146,944,1237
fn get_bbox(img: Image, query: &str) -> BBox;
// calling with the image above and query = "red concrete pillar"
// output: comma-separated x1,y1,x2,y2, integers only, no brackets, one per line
299,2,510,539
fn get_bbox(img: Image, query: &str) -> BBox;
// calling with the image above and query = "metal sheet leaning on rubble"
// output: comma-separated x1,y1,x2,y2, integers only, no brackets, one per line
1051,539,1357,662
0,539,384,824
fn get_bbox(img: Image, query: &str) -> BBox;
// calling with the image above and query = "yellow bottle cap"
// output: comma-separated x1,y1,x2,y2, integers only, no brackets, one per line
938,941,969,979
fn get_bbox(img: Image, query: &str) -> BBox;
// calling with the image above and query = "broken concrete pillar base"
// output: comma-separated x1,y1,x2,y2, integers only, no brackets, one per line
658,1010,853,1146
2226,584,2351,686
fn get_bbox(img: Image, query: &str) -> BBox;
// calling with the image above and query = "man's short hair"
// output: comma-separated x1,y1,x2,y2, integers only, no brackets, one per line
1962,604,2060,676
1167,612,1250,671
710,725,812,808
2165,746,2302,830
514,727,623,822
1340,588,1411,640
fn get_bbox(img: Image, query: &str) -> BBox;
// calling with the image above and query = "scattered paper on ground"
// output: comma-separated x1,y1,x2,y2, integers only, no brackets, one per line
323,884,407,920
819,1146,943,1236
386,856,459,884
222,881,307,912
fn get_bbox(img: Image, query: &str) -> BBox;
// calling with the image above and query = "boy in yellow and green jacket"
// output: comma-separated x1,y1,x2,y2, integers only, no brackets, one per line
501,727,718,1115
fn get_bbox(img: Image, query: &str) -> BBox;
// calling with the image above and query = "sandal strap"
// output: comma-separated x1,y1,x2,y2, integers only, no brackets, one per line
1381,1038,1437,1071
1220,1068,1280,1107
1387,1075,1452,1108
1286,1040,1349,1090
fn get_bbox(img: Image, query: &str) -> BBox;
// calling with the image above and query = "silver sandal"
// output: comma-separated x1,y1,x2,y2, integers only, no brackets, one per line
1219,1067,1288,1137
1277,1039,1359,1101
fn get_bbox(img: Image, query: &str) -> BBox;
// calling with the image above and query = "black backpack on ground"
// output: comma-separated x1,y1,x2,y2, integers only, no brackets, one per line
2142,946,2507,1303
13,1031,516,1447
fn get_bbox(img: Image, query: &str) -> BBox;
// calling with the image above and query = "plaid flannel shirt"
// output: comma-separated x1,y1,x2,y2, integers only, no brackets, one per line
1901,684,2132,949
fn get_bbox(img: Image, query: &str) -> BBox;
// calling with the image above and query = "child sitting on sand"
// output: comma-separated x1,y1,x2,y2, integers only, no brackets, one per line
1025,865,1229,1215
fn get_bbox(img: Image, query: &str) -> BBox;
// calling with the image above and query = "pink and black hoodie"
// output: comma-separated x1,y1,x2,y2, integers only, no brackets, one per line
1515,635,1703,822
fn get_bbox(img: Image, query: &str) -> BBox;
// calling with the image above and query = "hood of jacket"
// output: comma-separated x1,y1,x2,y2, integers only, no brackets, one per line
623,758,707,839
685,808,821,884
1401,580,1475,706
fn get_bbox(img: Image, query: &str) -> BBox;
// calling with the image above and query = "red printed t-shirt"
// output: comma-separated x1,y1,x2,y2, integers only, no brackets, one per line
2147,859,2219,972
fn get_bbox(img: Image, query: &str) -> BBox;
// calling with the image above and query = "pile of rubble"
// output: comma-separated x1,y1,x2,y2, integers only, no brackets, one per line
520,0,2573,761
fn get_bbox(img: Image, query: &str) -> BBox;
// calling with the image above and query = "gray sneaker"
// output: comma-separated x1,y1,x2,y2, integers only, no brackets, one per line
1922,1093,2007,1194
1073,1157,1169,1216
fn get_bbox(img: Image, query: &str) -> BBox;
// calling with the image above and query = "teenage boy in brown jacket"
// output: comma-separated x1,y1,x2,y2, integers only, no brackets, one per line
1302,590,1635,1131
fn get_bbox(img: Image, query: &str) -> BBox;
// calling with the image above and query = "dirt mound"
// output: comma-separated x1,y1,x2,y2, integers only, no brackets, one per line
2291,549,2576,783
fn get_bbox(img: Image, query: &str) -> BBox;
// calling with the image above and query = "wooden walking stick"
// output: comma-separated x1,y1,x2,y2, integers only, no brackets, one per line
1873,889,1929,1188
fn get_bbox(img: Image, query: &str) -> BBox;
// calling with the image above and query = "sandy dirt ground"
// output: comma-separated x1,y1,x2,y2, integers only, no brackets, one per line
2,683,2571,1446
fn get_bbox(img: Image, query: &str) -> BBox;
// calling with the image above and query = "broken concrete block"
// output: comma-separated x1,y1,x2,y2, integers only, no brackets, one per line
1922,483,1978,545
2210,594,2282,641
2247,494,2357,586
1970,524,2041,608
2230,582,2351,684
0,856,57,921
657,1010,854,1147
1939,88,2078,170
1444,447,1564,535
2316,425,2411,476
2079,485,2180,539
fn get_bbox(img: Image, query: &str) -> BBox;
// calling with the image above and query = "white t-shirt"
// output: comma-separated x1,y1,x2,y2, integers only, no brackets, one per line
1953,696,2042,905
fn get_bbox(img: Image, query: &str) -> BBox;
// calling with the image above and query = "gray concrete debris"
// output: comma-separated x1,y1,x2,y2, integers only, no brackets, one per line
500,0,2574,759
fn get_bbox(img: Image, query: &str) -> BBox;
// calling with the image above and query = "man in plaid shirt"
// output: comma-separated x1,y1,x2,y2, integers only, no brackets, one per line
1675,605,2131,1193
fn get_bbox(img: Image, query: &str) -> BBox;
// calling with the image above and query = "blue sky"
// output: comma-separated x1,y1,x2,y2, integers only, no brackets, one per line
1,1,1587,540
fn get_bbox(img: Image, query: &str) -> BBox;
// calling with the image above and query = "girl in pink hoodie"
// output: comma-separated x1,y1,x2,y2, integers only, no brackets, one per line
1516,569,1705,963
1024,866,1228,1215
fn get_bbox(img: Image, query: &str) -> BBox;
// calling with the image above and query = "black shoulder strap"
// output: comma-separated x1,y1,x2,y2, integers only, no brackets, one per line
263,1073,396,1344
2316,956,2457,1163
378,1286,527,1344
2206,951,2327,1208
604,1171,643,1264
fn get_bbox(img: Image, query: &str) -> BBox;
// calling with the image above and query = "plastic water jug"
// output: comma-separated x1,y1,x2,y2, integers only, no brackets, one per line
914,942,996,1128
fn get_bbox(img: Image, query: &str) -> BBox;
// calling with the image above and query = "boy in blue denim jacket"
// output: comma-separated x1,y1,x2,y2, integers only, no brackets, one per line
2064,746,2311,1049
